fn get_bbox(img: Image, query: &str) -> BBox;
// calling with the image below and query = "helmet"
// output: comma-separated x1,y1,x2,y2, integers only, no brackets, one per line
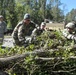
66,22,75,29
0,15,3,18
24,13,30,19
41,22,46,26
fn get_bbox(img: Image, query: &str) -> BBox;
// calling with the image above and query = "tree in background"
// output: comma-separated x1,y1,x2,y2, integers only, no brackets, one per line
66,9,76,22
0,0,18,29
0,0,65,29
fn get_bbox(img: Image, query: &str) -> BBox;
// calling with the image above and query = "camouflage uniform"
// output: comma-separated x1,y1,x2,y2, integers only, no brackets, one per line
32,27,45,36
32,22,46,36
0,21,7,44
62,22,76,41
62,28,75,40
12,21,37,46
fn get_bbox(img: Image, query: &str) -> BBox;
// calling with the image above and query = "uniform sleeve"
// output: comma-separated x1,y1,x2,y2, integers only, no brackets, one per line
31,28,37,36
62,29,74,39
67,34,74,39
31,26,40,36
18,26,25,45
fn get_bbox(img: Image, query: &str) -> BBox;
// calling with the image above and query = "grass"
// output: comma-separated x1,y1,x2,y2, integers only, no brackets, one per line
4,35,12,38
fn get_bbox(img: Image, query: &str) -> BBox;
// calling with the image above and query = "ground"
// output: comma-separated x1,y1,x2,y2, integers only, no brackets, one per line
46,23,64,30
2,36,14,48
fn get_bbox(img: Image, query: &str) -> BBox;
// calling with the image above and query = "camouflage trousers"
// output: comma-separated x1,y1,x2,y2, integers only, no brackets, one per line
12,38,23,46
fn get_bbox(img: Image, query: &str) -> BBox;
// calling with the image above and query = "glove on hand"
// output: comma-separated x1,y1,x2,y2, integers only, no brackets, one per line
25,37,32,44
24,37,32,48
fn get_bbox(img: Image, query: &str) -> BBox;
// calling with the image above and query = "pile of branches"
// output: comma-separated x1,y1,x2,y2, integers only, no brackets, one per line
0,30,76,75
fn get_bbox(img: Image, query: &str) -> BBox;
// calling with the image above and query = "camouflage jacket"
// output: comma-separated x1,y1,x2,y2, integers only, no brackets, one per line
12,21,37,46
62,28,76,40
32,27,45,36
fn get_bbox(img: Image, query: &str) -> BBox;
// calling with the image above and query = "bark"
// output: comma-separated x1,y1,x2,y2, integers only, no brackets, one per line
35,56,76,61
0,47,76,68
0,50,47,68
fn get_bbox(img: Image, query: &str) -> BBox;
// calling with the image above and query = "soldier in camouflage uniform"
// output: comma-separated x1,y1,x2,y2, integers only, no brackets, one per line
32,22,46,36
12,13,38,47
0,15,7,44
62,22,76,42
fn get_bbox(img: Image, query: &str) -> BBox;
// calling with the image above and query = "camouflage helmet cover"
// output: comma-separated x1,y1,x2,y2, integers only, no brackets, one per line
24,13,30,19
66,22,75,29
0,15,3,18
41,22,46,26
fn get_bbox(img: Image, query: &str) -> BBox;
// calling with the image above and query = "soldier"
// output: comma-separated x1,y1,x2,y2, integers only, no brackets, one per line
32,22,46,36
0,15,7,44
12,13,38,47
40,22,46,30
62,22,76,42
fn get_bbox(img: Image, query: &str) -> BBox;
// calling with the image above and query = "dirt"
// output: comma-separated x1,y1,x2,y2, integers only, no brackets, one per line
46,23,64,30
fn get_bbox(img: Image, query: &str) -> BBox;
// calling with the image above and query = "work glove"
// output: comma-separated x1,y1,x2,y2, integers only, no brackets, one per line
23,37,32,48
25,37,32,44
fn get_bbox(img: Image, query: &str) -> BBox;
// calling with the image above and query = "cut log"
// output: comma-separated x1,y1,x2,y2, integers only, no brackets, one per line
0,50,48,68
0,48,76,68
35,56,76,61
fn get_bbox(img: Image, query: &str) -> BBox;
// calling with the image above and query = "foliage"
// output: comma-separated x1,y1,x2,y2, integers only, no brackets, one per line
0,0,64,29
0,0,75,29
0,30,76,75
65,9,76,22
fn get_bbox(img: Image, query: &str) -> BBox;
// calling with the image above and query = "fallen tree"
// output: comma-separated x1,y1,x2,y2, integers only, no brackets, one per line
0,48,76,68
1,30,76,75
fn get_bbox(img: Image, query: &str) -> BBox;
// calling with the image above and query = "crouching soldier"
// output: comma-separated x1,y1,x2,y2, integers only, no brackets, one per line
32,22,46,36
62,22,76,42
12,13,38,47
